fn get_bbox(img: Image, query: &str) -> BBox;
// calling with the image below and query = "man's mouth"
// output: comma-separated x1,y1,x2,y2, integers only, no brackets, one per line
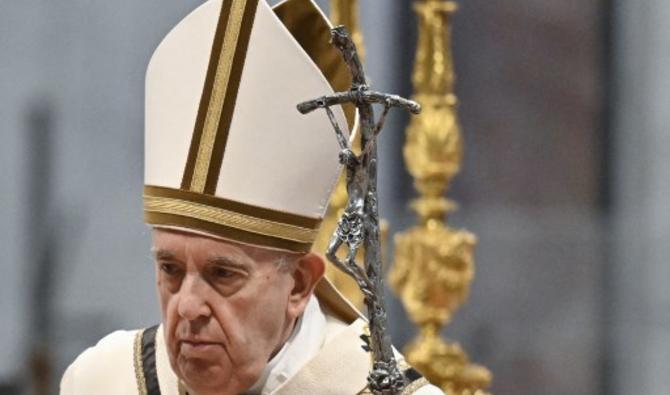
179,340,224,356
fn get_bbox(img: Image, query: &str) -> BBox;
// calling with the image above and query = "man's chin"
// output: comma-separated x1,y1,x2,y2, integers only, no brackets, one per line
177,358,232,393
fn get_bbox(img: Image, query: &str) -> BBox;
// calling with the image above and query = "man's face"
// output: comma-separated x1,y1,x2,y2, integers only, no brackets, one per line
151,229,308,395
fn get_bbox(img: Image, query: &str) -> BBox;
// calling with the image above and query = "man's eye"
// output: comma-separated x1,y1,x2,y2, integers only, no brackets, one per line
160,263,181,276
211,266,239,279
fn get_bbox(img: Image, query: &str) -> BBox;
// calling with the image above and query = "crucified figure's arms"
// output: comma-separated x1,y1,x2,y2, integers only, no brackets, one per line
323,106,359,167
299,93,419,162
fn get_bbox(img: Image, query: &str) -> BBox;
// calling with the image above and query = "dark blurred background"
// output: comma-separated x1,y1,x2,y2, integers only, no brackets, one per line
0,0,668,394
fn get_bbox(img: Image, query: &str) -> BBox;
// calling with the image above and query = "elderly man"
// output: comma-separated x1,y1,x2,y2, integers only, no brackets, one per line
60,0,443,394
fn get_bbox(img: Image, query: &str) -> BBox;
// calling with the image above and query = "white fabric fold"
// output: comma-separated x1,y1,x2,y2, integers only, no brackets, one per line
243,295,327,395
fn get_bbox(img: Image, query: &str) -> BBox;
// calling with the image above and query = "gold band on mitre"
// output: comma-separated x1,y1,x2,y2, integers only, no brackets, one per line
144,186,321,253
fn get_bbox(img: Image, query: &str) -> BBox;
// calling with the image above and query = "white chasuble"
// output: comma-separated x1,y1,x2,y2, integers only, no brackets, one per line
60,298,442,395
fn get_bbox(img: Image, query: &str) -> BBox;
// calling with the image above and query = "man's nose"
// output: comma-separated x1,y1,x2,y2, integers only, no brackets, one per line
176,274,212,321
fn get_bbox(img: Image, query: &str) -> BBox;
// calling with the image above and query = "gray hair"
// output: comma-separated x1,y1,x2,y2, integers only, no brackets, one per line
245,246,301,272
273,253,300,272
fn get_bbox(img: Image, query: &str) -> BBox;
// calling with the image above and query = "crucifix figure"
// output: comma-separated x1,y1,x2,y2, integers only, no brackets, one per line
298,26,421,395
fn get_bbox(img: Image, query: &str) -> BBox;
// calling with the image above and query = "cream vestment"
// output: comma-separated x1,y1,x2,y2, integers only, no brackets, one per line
60,296,443,395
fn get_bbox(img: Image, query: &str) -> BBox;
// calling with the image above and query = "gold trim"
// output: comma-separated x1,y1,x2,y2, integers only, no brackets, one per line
133,329,148,395
146,211,314,253
145,185,320,228
399,377,430,395
145,195,318,243
191,0,248,192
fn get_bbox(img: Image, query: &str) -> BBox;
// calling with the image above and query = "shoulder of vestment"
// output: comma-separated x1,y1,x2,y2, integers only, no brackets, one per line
273,317,446,395
60,329,140,395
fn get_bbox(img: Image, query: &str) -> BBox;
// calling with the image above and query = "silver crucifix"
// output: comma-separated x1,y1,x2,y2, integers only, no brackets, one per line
298,26,421,395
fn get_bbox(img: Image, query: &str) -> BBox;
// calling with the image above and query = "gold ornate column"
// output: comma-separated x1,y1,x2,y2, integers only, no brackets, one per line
390,1,492,393
312,0,367,308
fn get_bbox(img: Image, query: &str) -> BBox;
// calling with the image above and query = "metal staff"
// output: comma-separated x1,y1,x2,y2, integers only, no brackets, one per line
298,26,420,394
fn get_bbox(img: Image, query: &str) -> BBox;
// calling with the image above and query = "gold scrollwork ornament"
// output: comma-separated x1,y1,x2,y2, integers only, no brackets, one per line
391,1,492,393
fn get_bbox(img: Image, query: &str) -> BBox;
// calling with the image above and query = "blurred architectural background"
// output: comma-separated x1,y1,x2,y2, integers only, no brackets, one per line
0,0,668,394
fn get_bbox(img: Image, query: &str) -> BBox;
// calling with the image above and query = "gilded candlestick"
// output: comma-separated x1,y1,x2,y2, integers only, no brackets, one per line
390,1,492,393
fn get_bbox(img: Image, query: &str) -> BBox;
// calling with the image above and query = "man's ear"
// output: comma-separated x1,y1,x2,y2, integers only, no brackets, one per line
287,253,325,317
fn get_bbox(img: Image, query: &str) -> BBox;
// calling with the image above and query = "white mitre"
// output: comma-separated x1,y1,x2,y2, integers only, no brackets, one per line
144,0,359,321
144,0,354,252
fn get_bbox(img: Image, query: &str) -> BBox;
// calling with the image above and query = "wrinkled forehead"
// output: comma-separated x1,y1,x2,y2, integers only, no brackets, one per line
151,226,300,264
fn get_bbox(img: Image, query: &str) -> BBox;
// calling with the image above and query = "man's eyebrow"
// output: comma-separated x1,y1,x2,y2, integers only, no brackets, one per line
151,248,176,260
206,255,248,269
